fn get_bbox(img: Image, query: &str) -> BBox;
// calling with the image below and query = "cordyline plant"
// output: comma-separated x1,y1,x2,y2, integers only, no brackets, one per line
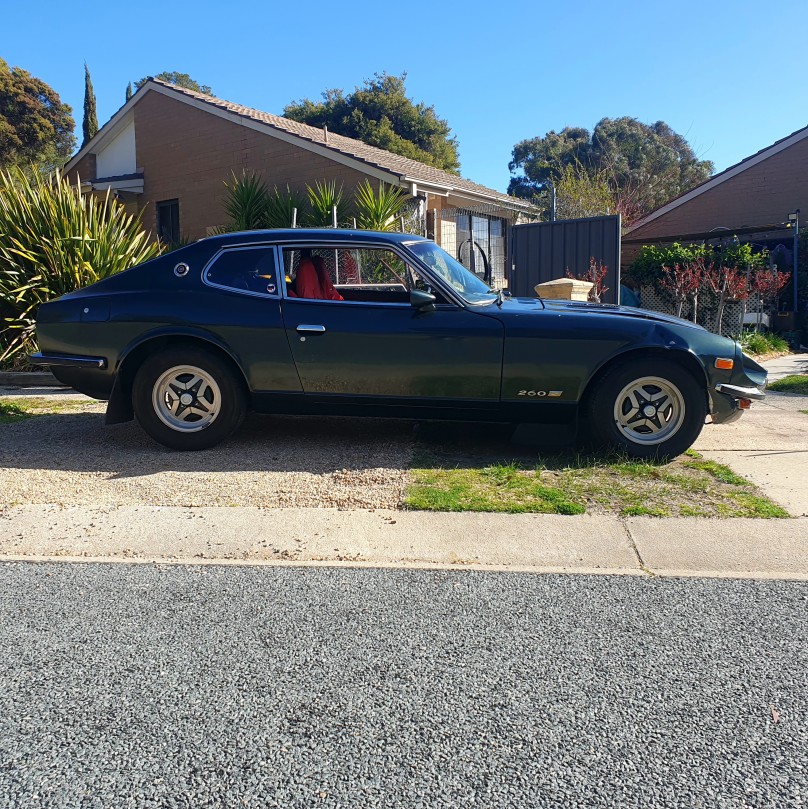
659,259,706,320
222,171,271,231
305,180,349,227
566,257,609,302
222,174,413,232
0,167,158,362
353,180,409,231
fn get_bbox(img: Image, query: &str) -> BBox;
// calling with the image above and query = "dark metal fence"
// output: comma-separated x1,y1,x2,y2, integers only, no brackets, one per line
509,215,622,303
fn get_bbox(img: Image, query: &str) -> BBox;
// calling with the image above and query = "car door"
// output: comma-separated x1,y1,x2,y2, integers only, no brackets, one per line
279,243,504,404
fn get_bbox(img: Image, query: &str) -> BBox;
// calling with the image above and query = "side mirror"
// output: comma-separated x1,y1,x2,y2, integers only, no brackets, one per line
410,289,436,311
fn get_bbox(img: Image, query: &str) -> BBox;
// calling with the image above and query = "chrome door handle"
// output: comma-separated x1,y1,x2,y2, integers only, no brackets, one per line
296,324,326,334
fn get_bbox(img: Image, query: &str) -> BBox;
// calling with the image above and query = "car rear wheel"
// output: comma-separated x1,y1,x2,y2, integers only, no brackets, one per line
132,347,247,450
587,358,706,459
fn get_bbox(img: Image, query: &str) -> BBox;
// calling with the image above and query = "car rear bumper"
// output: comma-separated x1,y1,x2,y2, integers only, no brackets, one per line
29,352,107,369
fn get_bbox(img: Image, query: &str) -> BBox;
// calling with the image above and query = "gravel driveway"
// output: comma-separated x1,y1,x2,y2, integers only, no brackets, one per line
0,408,414,509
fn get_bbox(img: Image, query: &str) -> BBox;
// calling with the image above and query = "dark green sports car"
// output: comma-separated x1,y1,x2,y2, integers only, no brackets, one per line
31,229,767,457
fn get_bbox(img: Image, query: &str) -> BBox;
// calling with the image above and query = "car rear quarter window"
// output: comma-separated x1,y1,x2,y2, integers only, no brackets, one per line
205,247,279,297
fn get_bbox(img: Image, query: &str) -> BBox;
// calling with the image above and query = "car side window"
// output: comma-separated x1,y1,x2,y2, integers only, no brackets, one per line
205,247,279,297
282,247,448,304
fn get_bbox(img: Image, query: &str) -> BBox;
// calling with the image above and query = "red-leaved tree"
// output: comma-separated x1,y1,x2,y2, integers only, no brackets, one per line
751,269,791,328
660,260,705,320
704,265,750,335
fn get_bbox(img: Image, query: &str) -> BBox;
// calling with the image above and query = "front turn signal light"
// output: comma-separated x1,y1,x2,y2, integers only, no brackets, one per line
739,398,752,410
715,358,734,370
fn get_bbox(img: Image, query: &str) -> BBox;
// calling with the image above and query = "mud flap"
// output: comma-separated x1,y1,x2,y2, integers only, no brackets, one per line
105,375,134,424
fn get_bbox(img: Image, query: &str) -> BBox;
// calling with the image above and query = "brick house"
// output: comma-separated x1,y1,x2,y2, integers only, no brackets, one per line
623,124,808,263
64,78,533,284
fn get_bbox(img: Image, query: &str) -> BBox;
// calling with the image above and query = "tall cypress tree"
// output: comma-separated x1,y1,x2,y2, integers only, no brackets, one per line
125,81,133,102
82,62,98,146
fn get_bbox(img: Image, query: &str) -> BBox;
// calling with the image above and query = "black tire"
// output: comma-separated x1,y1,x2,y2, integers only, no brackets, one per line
132,346,247,450
586,358,707,459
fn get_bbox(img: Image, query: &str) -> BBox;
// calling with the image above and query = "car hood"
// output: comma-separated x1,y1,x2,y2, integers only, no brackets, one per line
496,296,707,331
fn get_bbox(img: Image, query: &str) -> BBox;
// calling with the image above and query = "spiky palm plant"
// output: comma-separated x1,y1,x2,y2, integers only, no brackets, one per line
304,180,348,227
353,180,410,231
266,185,307,228
222,171,271,231
0,168,159,362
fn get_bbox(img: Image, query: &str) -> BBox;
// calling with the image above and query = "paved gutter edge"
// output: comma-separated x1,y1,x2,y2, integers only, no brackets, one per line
1,554,806,581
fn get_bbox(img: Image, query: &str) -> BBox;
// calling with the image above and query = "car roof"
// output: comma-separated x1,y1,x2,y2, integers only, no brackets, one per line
205,229,430,247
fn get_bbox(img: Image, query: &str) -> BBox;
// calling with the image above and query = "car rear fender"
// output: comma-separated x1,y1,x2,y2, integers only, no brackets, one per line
105,328,249,425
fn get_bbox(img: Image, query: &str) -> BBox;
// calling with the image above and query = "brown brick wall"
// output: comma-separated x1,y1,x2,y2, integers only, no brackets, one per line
64,153,96,185
628,136,808,242
133,92,380,239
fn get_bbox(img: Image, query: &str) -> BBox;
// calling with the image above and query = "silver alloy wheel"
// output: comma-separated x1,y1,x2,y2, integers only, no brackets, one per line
152,365,222,433
613,376,686,446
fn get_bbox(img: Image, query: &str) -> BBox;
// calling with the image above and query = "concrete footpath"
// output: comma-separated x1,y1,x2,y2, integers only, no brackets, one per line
1,505,806,580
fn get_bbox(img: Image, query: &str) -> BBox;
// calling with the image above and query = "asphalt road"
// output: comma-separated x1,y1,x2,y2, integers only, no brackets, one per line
1,564,806,808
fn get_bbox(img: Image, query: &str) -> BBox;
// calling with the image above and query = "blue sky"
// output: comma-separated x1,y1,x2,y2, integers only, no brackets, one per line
4,0,806,192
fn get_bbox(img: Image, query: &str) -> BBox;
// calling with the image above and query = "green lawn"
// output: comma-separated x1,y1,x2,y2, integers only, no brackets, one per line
767,375,808,395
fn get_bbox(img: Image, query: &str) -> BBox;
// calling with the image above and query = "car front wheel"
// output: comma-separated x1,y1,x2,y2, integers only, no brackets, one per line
587,359,707,459
132,347,247,450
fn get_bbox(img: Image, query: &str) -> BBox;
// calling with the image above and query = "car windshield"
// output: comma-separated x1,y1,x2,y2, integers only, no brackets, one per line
407,241,497,305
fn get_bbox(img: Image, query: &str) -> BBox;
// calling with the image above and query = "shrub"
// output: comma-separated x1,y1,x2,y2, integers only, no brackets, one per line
739,330,789,356
0,167,158,362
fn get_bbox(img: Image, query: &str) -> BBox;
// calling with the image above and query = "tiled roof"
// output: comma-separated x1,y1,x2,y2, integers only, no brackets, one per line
147,78,531,209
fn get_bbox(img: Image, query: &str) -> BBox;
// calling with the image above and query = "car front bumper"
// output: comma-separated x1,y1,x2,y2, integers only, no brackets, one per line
710,383,766,424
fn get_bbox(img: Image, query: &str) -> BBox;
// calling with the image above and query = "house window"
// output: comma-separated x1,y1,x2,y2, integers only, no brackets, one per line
157,199,180,245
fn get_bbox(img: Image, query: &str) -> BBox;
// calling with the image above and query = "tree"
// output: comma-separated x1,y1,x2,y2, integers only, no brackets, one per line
284,72,460,174
125,82,133,102
509,117,713,224
135,72,212,95
82,62,98,146
0,58,76,172
544,161,615,221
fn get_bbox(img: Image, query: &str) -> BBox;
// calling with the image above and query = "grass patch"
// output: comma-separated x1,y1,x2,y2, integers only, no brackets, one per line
0,401,33,424
0,396,103,423
800,410,808,416
405,431,789,518
683,457,749,486
406,463,584,515
767,375,808,395
721,493,790,519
